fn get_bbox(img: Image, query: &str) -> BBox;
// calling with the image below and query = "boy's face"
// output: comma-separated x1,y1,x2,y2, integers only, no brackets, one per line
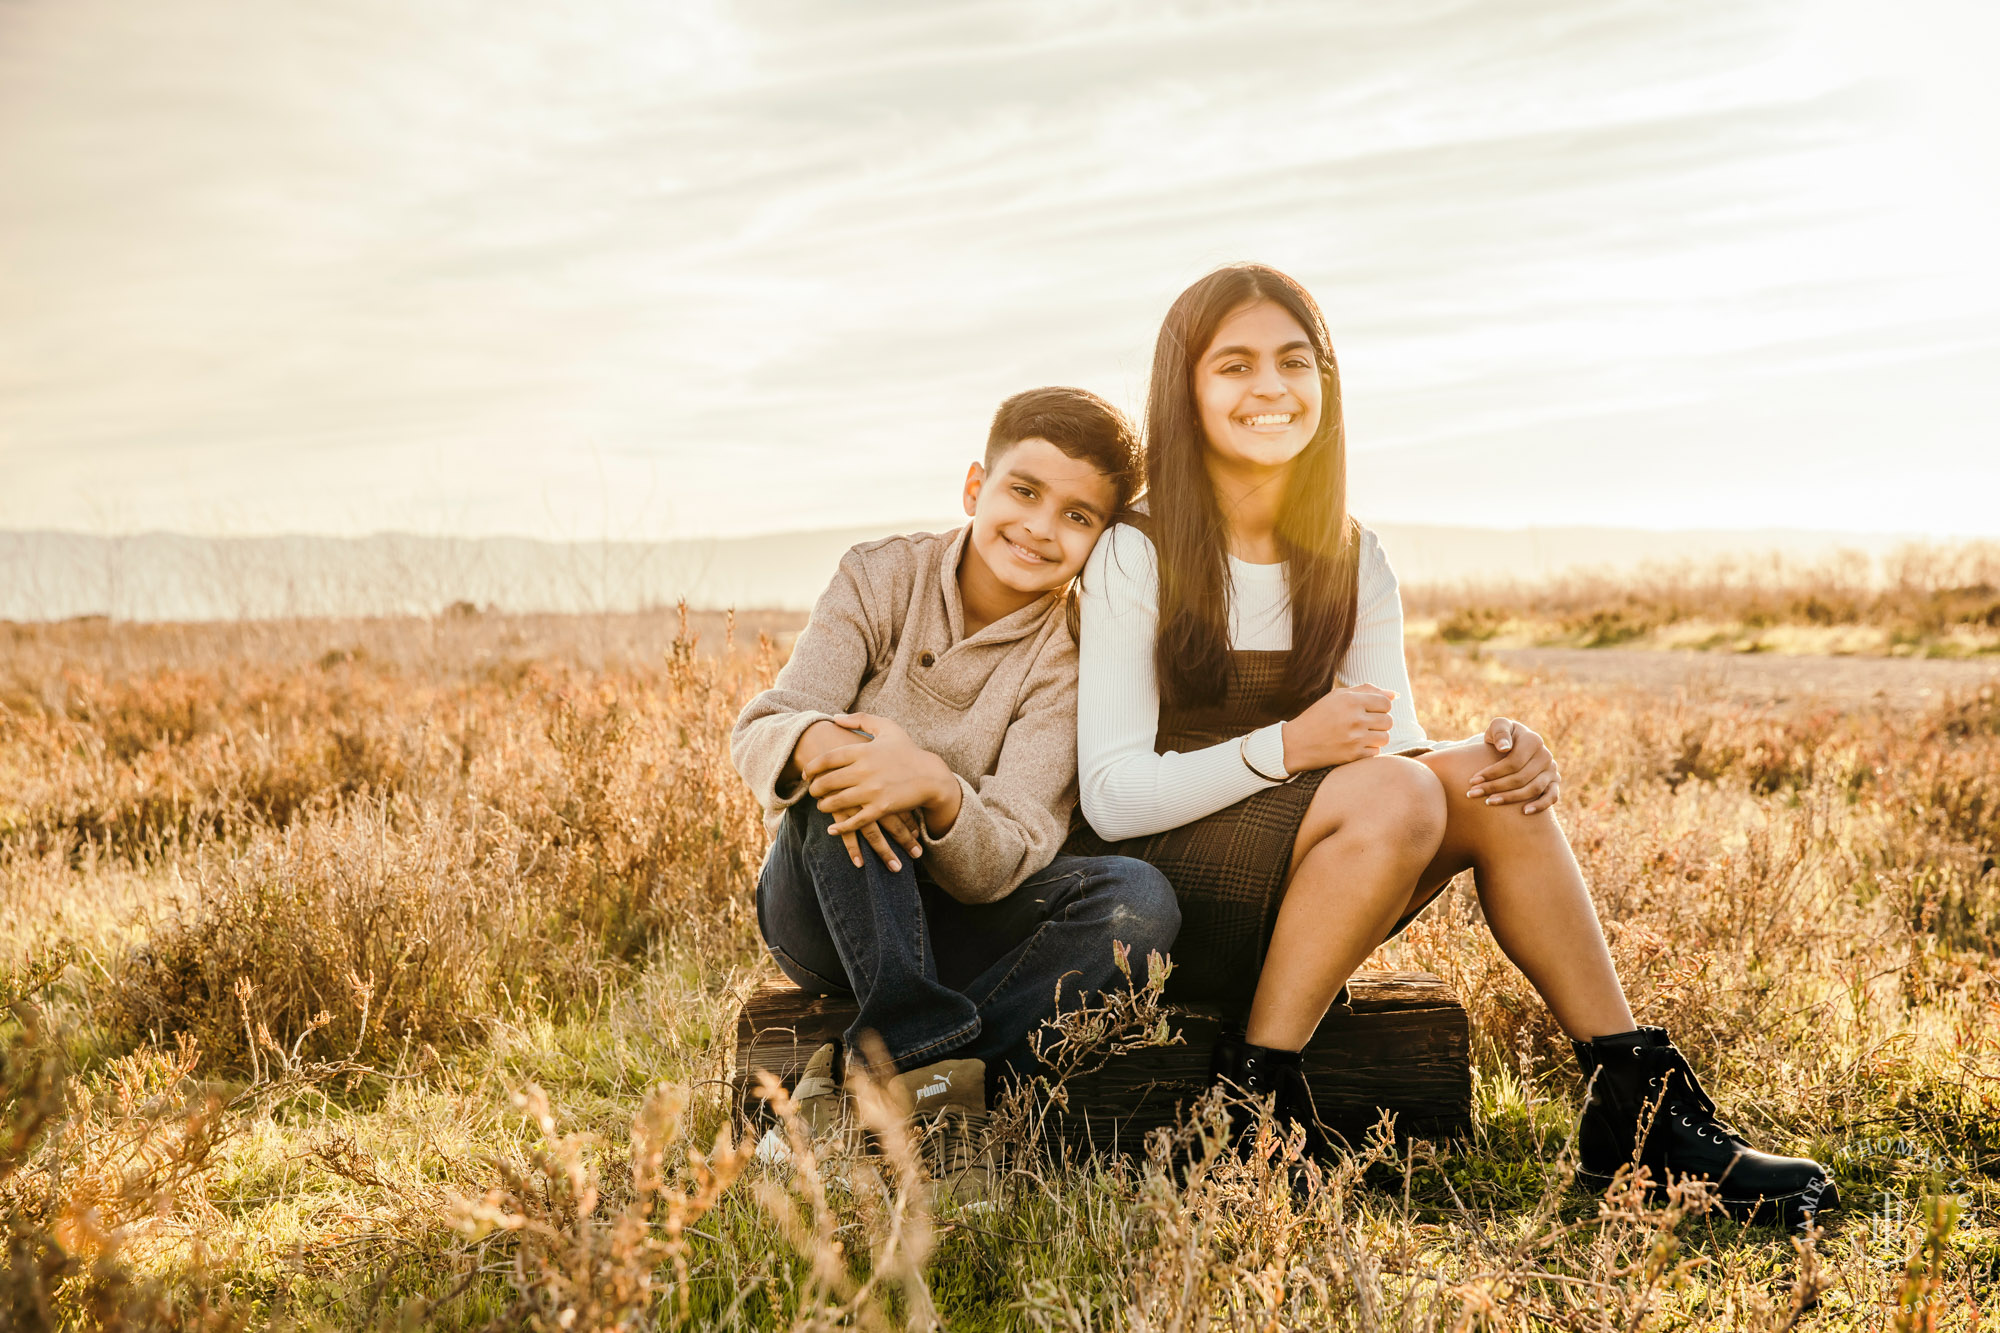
960,437,1119,597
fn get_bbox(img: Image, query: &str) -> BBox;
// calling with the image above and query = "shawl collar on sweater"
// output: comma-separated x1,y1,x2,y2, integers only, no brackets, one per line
934,523,1063,651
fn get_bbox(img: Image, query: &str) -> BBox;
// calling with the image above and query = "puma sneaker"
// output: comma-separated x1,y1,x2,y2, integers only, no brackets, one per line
792,1041,846,1144
889,1057,998,1210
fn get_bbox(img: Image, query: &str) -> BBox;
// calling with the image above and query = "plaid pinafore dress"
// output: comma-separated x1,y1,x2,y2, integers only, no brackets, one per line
1065,649,1338,1005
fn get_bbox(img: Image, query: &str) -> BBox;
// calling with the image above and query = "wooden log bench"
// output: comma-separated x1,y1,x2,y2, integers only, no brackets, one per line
731,970,1471,1154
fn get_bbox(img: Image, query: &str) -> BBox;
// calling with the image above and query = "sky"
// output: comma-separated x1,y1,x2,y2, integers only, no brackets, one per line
3,0,1997,541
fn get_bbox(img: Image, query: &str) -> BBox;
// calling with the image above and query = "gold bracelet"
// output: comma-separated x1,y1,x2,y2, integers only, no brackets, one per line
1239,729,1289,783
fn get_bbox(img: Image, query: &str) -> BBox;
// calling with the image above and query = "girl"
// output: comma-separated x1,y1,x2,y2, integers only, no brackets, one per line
1071,264,1835,1228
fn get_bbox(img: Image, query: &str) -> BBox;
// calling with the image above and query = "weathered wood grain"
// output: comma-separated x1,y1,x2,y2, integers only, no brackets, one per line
731,970,1471,1152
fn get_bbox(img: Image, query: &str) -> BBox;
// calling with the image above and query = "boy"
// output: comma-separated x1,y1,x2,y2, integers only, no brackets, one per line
731,386,1179,1201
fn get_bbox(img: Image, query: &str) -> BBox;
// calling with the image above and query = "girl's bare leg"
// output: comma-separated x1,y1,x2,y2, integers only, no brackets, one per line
1410,743,1635,1039
1243,756,1446,1050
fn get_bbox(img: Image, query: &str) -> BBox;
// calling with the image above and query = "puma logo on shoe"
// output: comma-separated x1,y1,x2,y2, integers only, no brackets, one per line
888,1059,996,1209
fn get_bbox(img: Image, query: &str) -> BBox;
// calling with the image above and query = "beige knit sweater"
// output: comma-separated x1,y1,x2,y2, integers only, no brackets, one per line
730,526,1078,904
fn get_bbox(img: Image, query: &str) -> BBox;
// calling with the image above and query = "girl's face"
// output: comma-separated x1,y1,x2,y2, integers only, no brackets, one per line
1194,299,1323,474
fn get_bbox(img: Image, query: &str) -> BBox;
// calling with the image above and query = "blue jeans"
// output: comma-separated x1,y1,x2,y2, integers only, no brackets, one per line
756,802,1180,1084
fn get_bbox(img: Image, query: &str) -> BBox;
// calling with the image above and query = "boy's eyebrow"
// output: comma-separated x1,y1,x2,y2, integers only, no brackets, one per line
1208,340,1313,361
1004,466,1111,522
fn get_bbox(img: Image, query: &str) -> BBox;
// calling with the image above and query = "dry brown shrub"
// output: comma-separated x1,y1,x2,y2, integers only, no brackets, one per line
445,1063,957,1332
7,610,773,1070
450,1081,753,1331
1405,539,2000,644
0,1003,248,1332
106,798,575,1066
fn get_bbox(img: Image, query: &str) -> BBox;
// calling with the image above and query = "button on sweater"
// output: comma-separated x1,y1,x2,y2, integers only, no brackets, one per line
730,525,1079,904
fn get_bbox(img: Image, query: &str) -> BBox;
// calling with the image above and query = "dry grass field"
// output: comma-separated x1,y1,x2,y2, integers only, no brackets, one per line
1408,542,2000,659
2,600,1998,1330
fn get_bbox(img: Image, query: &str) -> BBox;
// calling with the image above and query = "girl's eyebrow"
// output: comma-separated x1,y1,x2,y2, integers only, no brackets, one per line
1208,340,1313,361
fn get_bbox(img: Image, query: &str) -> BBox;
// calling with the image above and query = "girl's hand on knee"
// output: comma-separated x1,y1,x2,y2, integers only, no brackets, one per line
1465,718,1563,814
817,796,880,870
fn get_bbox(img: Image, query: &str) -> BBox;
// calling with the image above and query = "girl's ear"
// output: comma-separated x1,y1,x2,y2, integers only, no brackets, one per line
961,461,986,518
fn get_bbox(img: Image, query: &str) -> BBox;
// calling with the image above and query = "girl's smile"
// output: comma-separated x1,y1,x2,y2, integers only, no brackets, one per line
1236,412,1297,432
1197,299,1323,470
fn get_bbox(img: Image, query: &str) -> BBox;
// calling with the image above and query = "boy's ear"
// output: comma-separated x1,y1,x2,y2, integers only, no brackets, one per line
961,461,985,518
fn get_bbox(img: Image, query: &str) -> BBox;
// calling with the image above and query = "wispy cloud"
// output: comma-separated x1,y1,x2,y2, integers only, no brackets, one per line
2,0,1994,537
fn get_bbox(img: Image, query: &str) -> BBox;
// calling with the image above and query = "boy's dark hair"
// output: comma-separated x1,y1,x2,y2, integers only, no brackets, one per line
984,386,1143,512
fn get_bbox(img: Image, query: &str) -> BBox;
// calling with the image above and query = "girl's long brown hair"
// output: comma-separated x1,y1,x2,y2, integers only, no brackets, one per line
1146,264,1362,710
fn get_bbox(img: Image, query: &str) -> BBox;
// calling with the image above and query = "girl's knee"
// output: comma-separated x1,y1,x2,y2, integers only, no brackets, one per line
1370,755,1448,849
1421,743,1497,798
1419,745,1562,843
1297,755,1446,857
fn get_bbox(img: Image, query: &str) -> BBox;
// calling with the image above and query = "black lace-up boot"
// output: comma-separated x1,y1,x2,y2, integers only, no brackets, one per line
1209,1030,1332,1159
1574,1028,1838,1229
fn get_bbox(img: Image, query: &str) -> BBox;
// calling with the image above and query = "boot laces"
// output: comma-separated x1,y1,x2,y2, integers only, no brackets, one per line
1648,1050,1747,1148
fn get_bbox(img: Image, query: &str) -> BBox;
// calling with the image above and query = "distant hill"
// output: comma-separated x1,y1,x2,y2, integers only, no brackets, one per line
0,524,1937,623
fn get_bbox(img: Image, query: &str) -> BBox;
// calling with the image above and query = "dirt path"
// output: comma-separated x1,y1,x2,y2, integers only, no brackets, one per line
1482,647,2000,710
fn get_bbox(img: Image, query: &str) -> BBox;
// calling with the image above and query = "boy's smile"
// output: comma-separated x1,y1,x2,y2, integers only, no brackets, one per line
1000,534,1053,567
958,436,1119,632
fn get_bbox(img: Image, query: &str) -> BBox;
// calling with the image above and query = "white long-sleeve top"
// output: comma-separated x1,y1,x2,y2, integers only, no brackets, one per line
1076,522,1430,842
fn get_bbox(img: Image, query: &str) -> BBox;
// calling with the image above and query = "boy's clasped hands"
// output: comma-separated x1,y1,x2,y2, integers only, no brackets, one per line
795,714,965,872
